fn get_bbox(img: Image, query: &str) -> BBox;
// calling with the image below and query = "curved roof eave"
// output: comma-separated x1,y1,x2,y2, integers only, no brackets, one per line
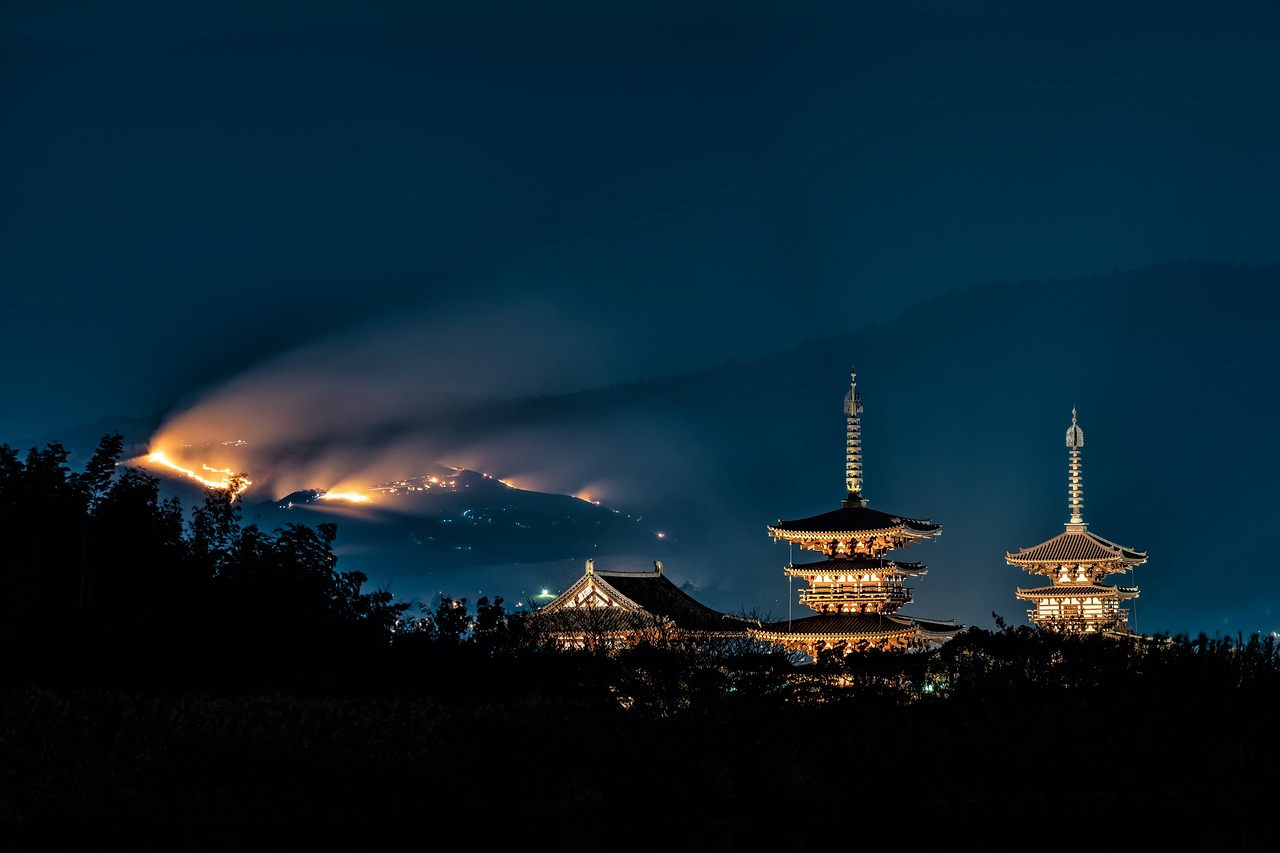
1006,529,1147,566
1016,583,1129,598
769,505,940,538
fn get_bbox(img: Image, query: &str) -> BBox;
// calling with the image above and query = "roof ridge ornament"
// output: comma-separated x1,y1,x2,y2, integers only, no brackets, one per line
842,367,868,508
1066,407,1086,529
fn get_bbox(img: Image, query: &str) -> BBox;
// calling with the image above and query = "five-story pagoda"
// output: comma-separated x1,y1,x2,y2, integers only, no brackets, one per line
752,369,961,657
1006,409,1148,633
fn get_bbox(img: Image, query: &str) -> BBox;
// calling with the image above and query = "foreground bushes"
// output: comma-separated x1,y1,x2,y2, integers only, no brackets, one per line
2,627,1278,848
2,439,1276,846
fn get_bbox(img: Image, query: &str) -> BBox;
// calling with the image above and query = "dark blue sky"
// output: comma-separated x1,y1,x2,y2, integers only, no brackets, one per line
5,1,1280,443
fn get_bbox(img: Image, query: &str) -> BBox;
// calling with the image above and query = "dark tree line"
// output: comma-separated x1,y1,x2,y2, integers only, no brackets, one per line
2,434,1280,845
5,431,1280,709
0,433,410,694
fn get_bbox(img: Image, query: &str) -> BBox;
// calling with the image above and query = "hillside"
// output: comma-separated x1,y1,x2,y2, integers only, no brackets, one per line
14,262,1279,637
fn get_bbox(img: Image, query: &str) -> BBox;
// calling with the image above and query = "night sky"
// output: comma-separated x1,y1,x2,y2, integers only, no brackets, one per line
4,2,1280,635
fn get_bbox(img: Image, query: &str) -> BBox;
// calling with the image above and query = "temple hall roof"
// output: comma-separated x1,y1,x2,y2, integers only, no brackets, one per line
769,505,940,540
534,563,755,635
1006,528,1147,566
596,569,755,632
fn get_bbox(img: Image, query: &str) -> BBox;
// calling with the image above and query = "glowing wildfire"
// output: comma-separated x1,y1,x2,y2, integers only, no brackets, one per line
317,491,370,503
145,450,253,497
142,448,372,505
139,428,600,514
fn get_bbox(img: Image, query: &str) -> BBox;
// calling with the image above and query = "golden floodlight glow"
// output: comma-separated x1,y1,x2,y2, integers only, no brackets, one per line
145,451,253,498
318,491,371,504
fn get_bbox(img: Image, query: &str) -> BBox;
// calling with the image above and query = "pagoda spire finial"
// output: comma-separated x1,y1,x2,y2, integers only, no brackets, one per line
842,367,867,508
1065,406,1085,529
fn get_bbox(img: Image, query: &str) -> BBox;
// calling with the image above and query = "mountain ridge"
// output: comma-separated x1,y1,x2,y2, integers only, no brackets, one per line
12,261,1278,636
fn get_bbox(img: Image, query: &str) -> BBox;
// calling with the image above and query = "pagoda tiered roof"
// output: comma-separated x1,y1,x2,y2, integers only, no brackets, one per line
1007,409,1151,635
756,369,961,655
752,612,961,646
1016,583,1140,600
786,556,929,577
1006,527,1147,567
768,505,940,541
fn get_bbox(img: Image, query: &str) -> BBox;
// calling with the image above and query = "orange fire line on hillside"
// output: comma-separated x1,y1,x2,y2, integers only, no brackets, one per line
141,449,373,505
144,450,252,497
317,491,370,503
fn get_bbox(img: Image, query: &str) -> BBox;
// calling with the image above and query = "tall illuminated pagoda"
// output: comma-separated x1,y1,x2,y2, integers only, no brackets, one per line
1006,409,1148,634
752,369,961,657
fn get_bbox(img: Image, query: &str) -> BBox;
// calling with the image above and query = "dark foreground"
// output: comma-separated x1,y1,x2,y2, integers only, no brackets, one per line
4,437,1275,849
3,629,1278,853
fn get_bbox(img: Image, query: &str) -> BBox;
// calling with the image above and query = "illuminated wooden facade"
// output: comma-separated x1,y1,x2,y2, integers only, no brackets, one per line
531,558,755,650
1007,409,1148,633
752,370,961,657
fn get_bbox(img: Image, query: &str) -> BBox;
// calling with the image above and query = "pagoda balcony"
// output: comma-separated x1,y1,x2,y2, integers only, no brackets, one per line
798,588,912,607
1026,608,1130,629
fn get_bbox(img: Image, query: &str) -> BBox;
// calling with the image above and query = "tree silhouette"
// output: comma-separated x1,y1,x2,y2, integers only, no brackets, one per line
0,434,409,694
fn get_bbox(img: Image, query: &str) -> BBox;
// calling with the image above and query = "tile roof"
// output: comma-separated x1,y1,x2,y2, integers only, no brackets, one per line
751,611,959,641
911,616,966,637
533,566,755,634
768,505,940,538
531,607,679,636
787,556,928,576
1006,529,1147,566
598,570,756,632
1017,583,1140,600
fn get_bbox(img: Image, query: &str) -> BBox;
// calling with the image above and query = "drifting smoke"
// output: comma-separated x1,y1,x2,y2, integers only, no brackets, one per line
145,288,725,511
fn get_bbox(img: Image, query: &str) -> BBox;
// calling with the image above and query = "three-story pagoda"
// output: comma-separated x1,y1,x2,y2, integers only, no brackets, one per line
1006,409,1148,633
752,369,961,657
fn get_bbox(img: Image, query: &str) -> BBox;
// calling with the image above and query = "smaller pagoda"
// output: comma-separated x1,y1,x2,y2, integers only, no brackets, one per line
752,369,961,657
1007,409,1148,634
